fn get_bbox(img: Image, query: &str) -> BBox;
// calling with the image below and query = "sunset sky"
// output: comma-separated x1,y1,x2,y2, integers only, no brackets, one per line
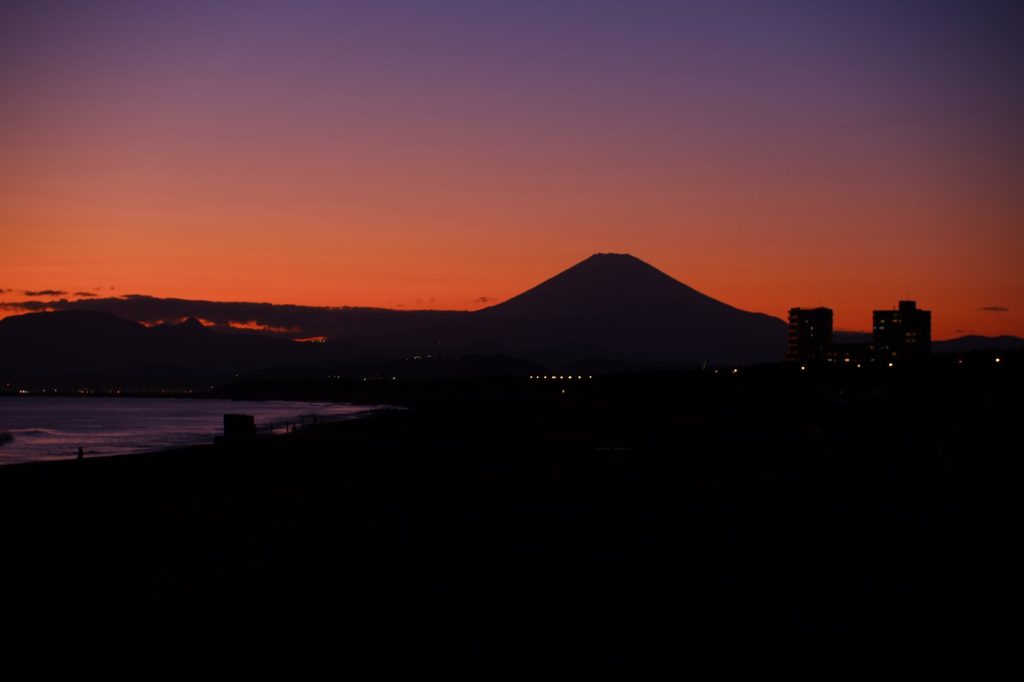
2,0,1022,338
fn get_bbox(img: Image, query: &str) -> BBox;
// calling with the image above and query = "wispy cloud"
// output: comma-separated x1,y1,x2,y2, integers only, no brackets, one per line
2,300,67,312
224,320,300,333
23,289,67,297
980,306,1009,312
74,291,98,297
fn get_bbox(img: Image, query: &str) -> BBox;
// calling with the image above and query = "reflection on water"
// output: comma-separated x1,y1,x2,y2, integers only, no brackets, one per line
0,397,374,464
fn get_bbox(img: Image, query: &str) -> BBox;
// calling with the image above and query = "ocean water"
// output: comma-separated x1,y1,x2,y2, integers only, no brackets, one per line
0,397,376,465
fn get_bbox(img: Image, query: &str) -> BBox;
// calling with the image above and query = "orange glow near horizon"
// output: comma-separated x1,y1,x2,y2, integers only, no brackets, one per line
223,320,300,333
1,243,1019,341
111,317,303,334
1,3,1021,340
1,206,1020,340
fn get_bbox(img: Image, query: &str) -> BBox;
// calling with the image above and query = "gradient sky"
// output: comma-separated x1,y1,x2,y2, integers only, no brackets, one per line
2,0,1022,338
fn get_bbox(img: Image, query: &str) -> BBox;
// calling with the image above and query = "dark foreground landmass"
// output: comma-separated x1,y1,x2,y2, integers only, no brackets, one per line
1,357,1018,679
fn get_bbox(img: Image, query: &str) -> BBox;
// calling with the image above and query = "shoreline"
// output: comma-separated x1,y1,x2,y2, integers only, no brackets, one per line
0,441,215,471
0,396,393,467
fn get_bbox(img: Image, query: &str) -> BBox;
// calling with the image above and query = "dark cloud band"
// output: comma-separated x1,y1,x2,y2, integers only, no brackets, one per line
23,289,68,297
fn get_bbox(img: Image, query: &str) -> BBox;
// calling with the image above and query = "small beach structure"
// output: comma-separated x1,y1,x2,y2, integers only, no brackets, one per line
223,414,255,436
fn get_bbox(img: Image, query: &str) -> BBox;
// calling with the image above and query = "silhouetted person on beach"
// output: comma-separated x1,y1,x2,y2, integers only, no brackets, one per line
77,446,84,460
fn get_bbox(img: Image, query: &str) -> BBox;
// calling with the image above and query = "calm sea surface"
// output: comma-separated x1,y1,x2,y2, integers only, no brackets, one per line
0,397,376,465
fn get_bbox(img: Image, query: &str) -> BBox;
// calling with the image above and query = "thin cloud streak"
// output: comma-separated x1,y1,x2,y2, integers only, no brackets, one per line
23,289,67,297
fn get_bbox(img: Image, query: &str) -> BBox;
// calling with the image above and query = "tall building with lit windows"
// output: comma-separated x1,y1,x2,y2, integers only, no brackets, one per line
786,307,833,362
873,300,931,359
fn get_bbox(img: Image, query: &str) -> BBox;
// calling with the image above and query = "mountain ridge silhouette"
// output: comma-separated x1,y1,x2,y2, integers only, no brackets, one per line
2,254,1020,384
472,252,786,364
0,253,832,379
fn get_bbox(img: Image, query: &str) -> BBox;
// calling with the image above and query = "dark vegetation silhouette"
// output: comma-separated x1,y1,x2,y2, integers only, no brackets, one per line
0,251,1017,677
0,351,1017,678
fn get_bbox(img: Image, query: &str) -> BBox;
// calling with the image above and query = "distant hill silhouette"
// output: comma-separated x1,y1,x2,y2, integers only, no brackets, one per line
933,335,1024,353
834,330,1023,354
0,310,319,385
0,254,798,384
